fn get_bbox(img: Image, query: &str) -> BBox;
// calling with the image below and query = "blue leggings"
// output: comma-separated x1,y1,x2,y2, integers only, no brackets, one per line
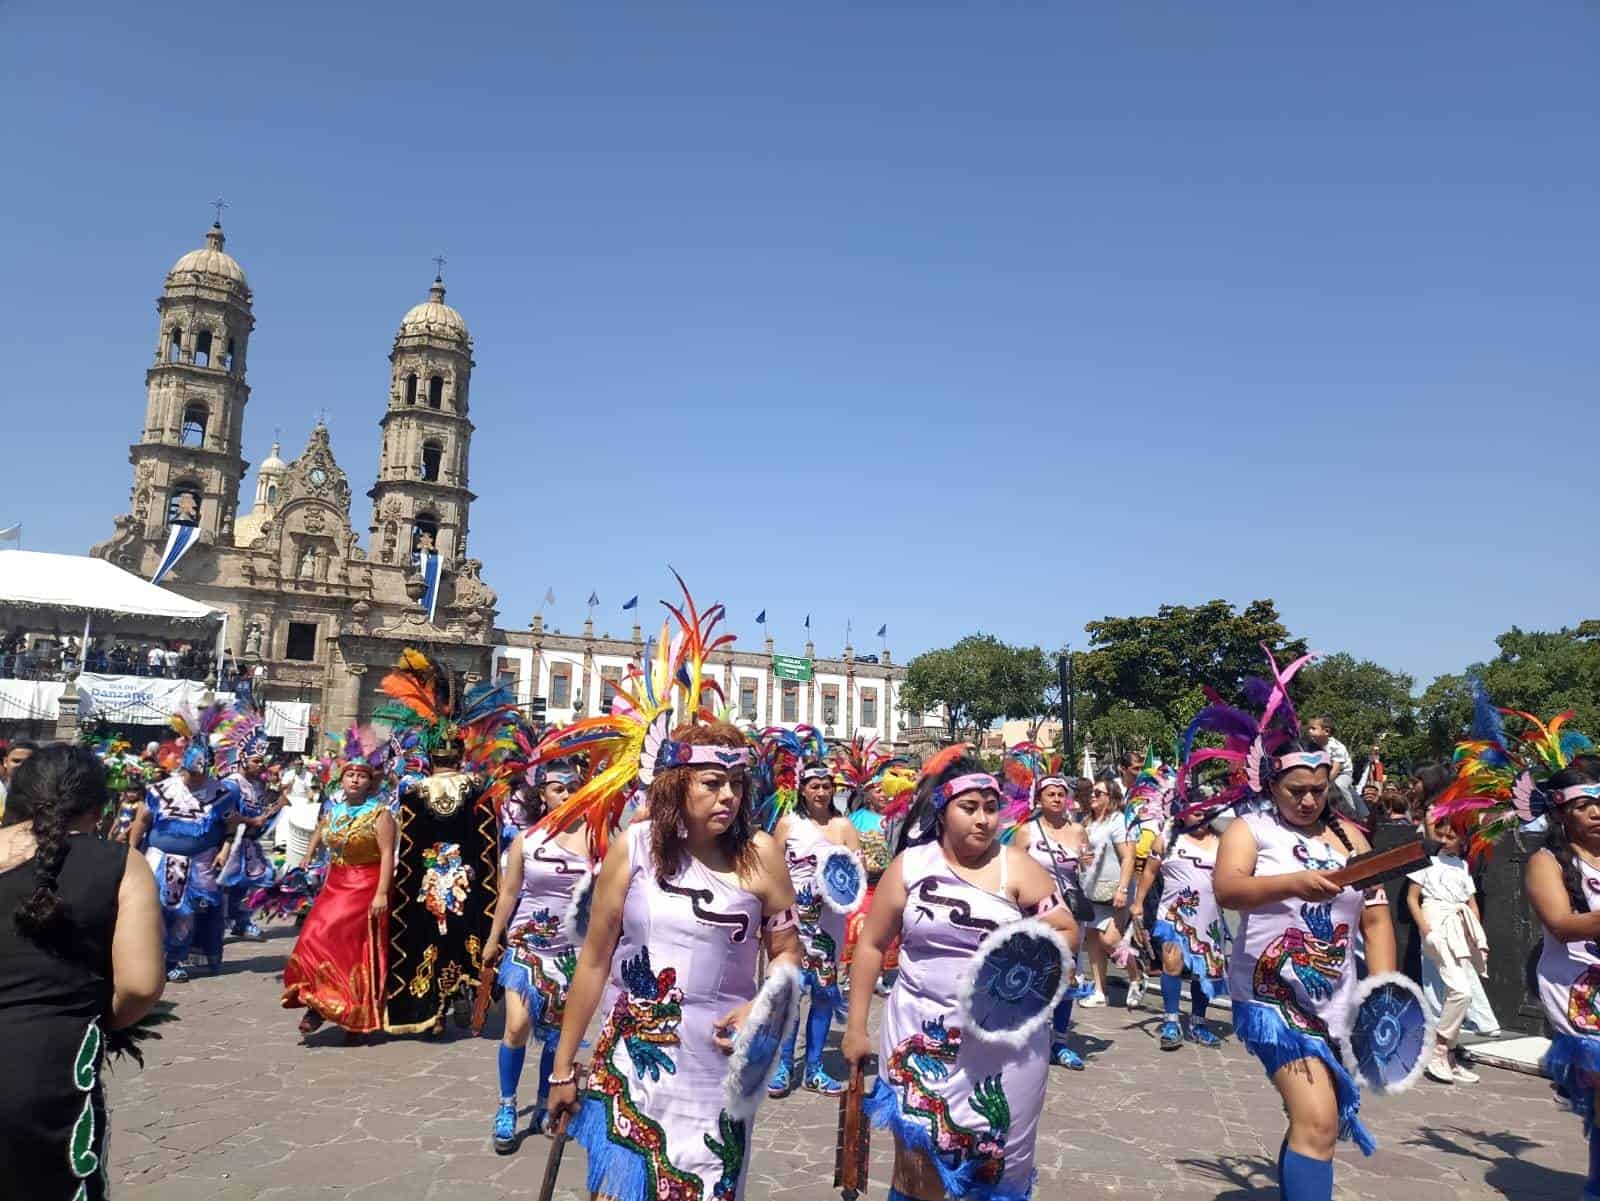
780,994,837,1072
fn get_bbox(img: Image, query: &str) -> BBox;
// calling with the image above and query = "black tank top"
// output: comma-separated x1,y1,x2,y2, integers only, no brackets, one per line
0,833,126,1201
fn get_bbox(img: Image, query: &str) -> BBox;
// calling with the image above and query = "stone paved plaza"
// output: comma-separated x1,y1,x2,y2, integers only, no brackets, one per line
107,927,1584,1201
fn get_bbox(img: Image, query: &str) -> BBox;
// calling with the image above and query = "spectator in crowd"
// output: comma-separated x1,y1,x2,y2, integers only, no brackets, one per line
1407,814,1491,1084
0,739,38,822
146,644,167,677
1305,715,1355,815
0,744,165,1201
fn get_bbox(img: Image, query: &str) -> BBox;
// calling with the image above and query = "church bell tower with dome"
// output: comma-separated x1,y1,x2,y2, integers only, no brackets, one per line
367,272,477,574
126,220,255,555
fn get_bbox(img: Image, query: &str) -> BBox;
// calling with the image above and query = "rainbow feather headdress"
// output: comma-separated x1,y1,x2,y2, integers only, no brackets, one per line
525,572,737,861
751,724,826,832
1123,746,1177,829
164,700,234,774
1432,679,1595,857
1171,643,1321,828
337,724,393,774
213,700,270,776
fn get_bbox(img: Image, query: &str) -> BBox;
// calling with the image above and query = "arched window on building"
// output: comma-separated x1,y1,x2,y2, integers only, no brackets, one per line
411,513,440,560
194,330,213,367
180,404,208,447
167,481,202,526
427,375,443,409
223,337,236,371
405,373,418,405
167,328,183,362
265,484,278,506
420,439,443,482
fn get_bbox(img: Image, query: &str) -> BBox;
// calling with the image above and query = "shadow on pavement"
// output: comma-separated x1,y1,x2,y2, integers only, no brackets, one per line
1173,1153,1276,1200
1405,1125,1584,1200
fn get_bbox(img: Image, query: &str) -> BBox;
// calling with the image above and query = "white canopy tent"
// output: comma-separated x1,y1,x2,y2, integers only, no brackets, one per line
0,550,222,631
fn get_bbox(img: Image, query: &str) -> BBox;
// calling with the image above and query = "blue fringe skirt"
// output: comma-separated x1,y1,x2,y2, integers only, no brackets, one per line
1151,919,1228,1000
496,947,566,1049
1543,1032,1600,1133
1232,1000,1375,1155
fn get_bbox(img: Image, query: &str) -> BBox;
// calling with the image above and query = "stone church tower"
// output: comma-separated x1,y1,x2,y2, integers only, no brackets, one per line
368,274,477,572
93,223,500,736
115,221,255,552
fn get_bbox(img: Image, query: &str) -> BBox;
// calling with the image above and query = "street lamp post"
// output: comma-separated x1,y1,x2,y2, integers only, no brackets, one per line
1058,648,1073,765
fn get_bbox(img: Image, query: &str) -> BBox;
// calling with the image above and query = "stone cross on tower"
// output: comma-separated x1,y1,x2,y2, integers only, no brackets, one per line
432,254,447,278
212,197,229,224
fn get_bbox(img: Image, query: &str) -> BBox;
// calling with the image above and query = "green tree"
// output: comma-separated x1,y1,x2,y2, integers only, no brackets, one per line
1401,624,1600,767
902,634,1053,742
1295,653,1417,769
1074,599,1305,761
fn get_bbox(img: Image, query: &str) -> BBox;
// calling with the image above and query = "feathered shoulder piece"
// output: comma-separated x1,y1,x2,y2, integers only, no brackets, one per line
525,572,734,862
1434,679,1595,859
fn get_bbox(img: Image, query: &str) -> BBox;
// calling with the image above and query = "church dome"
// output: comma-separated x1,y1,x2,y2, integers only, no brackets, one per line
258,440,287,474
167,223,250,297
397,277,470,346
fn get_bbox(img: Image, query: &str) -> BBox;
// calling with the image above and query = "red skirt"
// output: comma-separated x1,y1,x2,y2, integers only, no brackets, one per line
282,863,389,1033
843,882,899,974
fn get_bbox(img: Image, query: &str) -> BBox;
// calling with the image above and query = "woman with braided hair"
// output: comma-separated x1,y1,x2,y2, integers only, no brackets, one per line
0,744,164,1200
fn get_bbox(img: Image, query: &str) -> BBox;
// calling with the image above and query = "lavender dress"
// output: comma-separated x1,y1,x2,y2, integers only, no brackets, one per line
570,820,764,1201
1152,833,1229,998
498,830,589,1047
1535,852,1600,1128
785,817,849,1007
866,842,1049,1201
1226,810,1377,1154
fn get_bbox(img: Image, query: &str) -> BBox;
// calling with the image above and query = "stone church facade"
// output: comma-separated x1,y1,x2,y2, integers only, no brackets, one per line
91,222,922,749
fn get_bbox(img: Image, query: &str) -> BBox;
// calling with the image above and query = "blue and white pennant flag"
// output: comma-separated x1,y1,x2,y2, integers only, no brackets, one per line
152,523,201,584
419,551,442,624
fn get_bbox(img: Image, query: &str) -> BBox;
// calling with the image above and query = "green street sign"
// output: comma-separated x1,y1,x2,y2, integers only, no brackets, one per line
772,654,813,682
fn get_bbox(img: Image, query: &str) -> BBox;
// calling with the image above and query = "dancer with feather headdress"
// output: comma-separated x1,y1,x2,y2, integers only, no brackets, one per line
374,648,515,1036
842,745,1077,1201
214,695,280,942
125,702,243,981
1004,745,1091,1070
758,724,862,1098
1436,683,1600,1185
476,712,593,1151
1135,731,1229,1053
1210,645,1400,1201
539,574,803,1201
281,726,395,1040
836,735,910,996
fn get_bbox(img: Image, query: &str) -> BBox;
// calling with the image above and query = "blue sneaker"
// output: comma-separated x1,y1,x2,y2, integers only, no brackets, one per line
768,1058,795,1099
1051,1044,1085,1070
803,1066,845,1096
1159,1019,1184,1051
1187,1020,1222,1048
492,1101,519,1154
166,965,190,983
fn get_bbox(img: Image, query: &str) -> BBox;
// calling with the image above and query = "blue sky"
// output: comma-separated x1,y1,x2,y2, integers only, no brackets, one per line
2,3,1594,687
